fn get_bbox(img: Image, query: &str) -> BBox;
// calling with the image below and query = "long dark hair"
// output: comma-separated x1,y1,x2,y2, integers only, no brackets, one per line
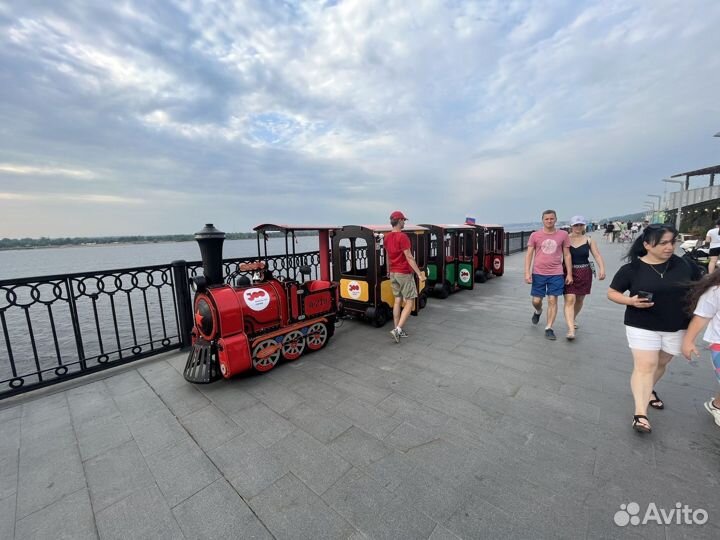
625,223,678,262
687,272,720,313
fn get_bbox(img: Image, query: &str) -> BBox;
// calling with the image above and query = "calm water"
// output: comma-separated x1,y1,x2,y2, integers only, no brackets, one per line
0,236,320,280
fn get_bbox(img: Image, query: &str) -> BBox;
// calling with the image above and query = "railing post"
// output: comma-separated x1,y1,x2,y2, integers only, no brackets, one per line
171,260,193,349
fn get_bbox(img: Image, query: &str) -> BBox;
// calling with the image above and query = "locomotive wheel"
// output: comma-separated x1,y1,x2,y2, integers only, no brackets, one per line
306,322,329,351
252,339,281,372
372,306,389,328
281,330,305,361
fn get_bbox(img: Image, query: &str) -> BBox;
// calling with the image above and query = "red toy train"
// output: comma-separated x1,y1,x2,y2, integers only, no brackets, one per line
184,224,338,383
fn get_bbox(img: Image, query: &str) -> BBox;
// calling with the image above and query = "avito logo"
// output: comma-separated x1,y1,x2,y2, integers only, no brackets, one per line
614,502,708,527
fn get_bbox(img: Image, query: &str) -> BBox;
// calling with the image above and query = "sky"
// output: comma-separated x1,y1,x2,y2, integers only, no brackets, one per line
1,0,719,238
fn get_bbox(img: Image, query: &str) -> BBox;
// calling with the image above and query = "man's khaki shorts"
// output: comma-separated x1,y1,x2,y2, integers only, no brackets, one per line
389,272,418,299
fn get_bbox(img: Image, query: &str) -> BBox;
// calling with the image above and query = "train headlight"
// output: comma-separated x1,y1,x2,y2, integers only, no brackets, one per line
194,296,215,339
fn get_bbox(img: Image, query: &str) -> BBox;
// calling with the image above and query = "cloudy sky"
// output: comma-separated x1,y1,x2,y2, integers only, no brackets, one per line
1,0,719,238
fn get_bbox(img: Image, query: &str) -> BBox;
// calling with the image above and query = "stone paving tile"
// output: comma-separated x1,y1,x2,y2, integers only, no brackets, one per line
0,404,21,424
126,408,191,458
110,385,167,423
286,376,351,410
360,451,417,492
15,487,97,540
102,370,149,397
249,472,356,539
335,395,403,439
83,439,156,513
196,380,260,415
383,421,439,452
281,401,353,443
229,402,296,448
95,485,183,540
328,426,393,467
74,413,133,462
0,494,16,540
179,403,243,452
404,437,483,486
244,376,306,414
0,416,20,454
20,392,70,427
270,428,352,496
0,449,18,500
428,523,462,540
146,437,221,508
393,466,467,523
208,433,288,499
154,381,211,418
322,467,436,540
16,436,85,520
173,478,273,540
67,381,119,425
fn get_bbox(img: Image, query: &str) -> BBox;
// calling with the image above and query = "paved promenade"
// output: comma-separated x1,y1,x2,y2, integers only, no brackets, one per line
1,237,719,539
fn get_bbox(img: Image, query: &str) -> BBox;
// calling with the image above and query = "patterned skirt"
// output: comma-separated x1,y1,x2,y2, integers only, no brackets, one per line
565,265,593,295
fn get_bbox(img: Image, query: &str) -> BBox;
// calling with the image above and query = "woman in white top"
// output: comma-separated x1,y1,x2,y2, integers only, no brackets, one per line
704,219,720,273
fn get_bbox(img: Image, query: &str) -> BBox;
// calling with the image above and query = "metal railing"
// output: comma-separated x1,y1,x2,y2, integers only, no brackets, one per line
505,231,533,255
0,250,321,399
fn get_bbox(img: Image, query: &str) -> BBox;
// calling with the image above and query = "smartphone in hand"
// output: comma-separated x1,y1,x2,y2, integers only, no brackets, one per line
637,291,654,302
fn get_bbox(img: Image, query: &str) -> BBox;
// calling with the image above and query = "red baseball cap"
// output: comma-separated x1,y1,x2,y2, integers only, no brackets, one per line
390,210,408,220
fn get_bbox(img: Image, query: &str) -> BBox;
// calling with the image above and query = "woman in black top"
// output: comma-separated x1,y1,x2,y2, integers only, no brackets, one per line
607,224,699,433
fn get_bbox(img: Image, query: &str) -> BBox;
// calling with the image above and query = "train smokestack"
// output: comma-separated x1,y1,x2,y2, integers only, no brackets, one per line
195,224,226,286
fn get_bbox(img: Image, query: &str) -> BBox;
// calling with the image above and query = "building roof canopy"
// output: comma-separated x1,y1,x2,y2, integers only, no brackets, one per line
671,165,720,178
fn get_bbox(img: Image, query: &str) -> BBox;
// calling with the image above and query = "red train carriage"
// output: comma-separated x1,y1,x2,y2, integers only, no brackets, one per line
184,224,338,383
464,221,505,282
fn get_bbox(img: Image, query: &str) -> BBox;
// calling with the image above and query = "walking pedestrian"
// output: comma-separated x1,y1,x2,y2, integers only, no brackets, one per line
704,219,720,273
525,210,572,341
563,216,606,340
607,224,701,433
606,222,615,243
682,272,720,428
384,210,426,343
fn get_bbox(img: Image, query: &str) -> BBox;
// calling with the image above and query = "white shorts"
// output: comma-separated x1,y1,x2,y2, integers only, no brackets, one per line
625,326,685,356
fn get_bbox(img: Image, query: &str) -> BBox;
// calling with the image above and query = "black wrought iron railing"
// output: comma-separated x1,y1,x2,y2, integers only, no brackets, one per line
504,231,533,255
0,250,321,399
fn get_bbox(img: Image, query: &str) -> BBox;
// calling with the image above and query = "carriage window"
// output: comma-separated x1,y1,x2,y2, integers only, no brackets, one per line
460,232,473,258
444,233,454,259
338,238,352,273
413,234,426,268
429,233,438,260
355,238,368,273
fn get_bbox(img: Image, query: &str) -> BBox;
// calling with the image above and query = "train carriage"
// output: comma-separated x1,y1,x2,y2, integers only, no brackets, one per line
418,224,478,298
332,224,429,327
465,222,506,282
184,223,338,383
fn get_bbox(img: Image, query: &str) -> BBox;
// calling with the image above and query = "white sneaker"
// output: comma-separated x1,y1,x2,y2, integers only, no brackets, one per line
390,328,400,343
398,329,409,338
704,400,720,427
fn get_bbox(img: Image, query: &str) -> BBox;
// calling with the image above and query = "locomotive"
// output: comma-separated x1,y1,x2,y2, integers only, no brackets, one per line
184,224,338,383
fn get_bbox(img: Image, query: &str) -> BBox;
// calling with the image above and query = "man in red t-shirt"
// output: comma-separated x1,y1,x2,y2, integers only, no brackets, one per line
384,210,425,343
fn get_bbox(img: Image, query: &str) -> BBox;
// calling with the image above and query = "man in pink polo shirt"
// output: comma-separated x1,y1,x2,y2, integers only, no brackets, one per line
524,209,573,340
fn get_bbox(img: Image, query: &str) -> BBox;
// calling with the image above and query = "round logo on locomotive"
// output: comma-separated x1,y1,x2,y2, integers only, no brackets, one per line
347,280,362,299
243,287,271,311
459,269,471,283
493,258,502,270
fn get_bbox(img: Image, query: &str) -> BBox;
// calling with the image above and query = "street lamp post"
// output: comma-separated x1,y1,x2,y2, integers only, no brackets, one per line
662,178,686,230
644,202,656,223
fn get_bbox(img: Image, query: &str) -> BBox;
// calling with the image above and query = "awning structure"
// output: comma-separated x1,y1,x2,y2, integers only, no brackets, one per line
671,164,720,189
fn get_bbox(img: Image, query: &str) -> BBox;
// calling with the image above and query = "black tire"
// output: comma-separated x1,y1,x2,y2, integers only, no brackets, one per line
418,293,428,309
372,306,388,327
433,282,449,299
475,270,488,283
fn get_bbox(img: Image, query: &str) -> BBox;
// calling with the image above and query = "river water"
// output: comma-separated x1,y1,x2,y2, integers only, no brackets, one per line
0,236,320,281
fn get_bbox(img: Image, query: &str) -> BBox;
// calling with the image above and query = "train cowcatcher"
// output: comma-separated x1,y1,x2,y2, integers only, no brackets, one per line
184,223,338,383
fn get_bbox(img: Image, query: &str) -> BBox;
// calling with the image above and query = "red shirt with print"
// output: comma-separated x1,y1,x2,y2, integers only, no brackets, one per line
384,231,412,273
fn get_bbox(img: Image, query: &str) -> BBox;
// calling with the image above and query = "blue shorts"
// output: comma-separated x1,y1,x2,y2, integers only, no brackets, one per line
531,274,565,298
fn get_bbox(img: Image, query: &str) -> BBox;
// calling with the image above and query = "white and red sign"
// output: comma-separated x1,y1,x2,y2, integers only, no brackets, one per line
243,288,270,311
347,280,362,299
459,269,471,283
493,258,502,270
